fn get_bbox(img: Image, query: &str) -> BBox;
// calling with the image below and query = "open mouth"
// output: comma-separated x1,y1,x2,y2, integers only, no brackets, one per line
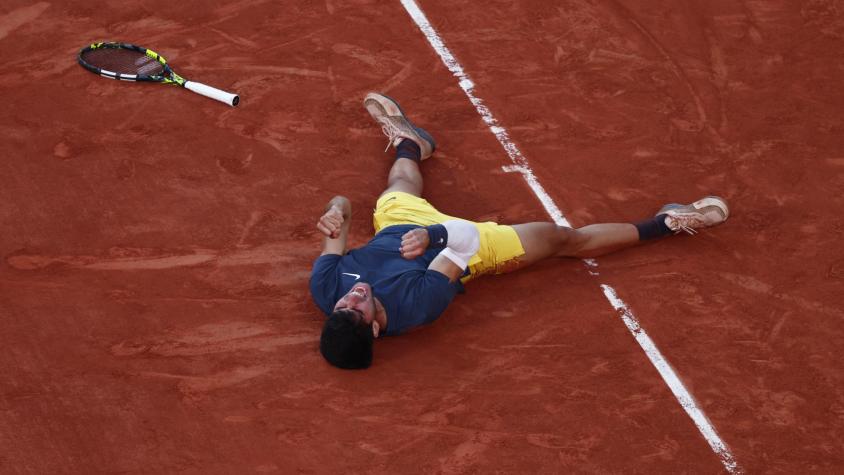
350,284,368,298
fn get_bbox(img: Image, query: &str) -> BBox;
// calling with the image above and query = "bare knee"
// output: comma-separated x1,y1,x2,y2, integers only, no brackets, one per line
552,226,588,257
388,167,415,185
514,221,640,262
513,222,586,264
385,168,422,196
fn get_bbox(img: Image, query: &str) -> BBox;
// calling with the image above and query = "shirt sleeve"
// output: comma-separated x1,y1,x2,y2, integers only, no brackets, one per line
309,254,342,316
388,270,460,335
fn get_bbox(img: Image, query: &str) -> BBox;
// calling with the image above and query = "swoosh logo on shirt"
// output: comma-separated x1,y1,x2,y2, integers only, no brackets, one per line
342,272,361,280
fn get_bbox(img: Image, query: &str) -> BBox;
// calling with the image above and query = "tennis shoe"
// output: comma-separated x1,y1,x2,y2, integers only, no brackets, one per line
364,92,435,160
657,196,729,235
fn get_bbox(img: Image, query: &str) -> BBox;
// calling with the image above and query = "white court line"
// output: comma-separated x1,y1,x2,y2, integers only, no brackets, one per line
398,1,741,473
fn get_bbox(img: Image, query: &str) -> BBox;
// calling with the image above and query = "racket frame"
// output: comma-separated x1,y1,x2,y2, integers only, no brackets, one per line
78,42,185,85
77,42,239,106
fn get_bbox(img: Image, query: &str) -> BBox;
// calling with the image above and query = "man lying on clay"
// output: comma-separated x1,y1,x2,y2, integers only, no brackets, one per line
310,92,729,369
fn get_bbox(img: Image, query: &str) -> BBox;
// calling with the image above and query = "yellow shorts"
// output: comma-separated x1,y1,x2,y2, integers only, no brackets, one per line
373,191,525,282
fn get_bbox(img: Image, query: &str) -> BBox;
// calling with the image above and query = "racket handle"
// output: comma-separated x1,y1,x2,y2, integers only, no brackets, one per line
184,81,239,106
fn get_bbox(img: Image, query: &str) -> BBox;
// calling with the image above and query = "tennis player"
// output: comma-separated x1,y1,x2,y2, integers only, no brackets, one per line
311,92,729,369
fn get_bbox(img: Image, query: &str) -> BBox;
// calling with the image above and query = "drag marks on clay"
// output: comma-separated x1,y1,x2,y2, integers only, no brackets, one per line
212,34,419,155
0,2,50,41
109,321,319,400
5,245,298,271
111,321,317,358
205,245,298,267
719,272,772,294
6,249,214,271
353,413,598,464
330,43,417,92
110,16,183,38
235,209,265,246
379,60,416,94
358,435,430,456
212,0,275,19
6,249,216,271
1,47,80,82
604,187,652,202
217,64,330,79
639,435,684,463
525,432,609,465
753,390,807,427
139,366,273,395
213,107,315,154
604,1,709,134
262,26,334,54
208,27,259,50
741,1,796,36
766,312,790,346
332,43,380,67
719,272,844,320
702,27,731,136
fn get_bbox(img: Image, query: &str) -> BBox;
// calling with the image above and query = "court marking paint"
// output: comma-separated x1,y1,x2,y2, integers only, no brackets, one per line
398,0,740,472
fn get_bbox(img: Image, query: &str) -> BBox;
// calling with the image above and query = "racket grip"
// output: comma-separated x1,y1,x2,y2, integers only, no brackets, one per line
184,81,239,106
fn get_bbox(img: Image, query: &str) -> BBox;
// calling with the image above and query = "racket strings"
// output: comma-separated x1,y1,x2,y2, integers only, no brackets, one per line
81,48,165,76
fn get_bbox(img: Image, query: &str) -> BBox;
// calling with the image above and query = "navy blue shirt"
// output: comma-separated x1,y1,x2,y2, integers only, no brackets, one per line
309,224,463,335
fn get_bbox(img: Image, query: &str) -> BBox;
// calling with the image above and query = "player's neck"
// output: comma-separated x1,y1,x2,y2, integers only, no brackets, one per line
373,297,388,333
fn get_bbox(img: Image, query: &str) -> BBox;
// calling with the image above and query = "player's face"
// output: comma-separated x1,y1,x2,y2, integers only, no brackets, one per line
333,283,376,324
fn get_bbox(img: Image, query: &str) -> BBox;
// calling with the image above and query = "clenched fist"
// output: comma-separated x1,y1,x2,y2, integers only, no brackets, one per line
317,206,345,239
400,228,430,259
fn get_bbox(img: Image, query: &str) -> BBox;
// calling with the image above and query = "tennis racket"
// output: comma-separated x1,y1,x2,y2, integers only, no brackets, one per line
78,42,239,106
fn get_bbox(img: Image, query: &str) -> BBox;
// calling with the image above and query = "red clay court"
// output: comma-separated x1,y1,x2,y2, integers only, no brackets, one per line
2,0,843,473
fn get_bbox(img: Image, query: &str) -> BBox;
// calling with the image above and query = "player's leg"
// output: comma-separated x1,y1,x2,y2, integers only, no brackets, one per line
384,156,424,197
510,196,730,269
363,92,436,198
512,222,638,266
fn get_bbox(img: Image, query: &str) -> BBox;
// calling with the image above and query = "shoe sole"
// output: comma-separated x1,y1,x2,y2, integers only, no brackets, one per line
657,195,730,220
363,92,435,159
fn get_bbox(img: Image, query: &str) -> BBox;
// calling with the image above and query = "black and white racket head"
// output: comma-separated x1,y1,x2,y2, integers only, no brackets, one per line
78,42,171,82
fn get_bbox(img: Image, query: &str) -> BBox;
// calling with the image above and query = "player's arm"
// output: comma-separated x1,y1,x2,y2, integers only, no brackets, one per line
316,195,351,256
428,254,465,282
407,220,479,282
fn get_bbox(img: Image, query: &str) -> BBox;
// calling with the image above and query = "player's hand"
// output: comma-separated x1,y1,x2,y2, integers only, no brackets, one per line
400,228,430,260
317,206,345,239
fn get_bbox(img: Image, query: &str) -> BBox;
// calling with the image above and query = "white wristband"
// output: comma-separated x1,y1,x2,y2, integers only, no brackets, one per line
439,248,470,270
439,220,480,270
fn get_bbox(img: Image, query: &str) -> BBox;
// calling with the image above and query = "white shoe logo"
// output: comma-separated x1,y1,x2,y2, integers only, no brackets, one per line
342,272,361,280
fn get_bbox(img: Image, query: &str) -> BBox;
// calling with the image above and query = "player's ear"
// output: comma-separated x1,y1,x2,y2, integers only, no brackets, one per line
371,320,380,338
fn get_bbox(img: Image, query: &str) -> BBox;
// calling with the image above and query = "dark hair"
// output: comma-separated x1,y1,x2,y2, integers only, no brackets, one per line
320,310,374,369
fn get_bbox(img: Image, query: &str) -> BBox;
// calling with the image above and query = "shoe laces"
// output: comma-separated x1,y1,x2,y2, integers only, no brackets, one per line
665,213,704,235
377,118,402,152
